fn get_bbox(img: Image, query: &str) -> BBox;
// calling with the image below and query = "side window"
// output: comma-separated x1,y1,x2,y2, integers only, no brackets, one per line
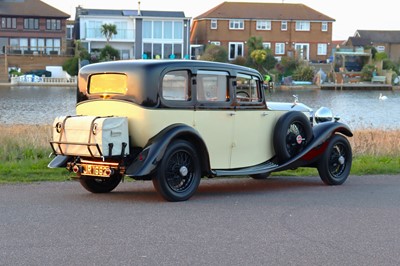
236,74,262,103
197,71,228,102
162,70,190,101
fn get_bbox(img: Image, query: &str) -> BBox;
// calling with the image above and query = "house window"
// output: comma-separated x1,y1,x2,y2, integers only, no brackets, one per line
66,25,73,39
295,21,310,31
24,18,39,30
153,21,162,39
376,46,385,52
164,21,173,39
317,43,327,55
1,17,17,29
256,20,271,30
229,42,244,60
321,22,328,32
210,41,220,45
45,38,61,54
275,43,285,55
281,21,287,31
30,38,45,52
229,20,244,30
262,42,271,49
211,19,217,29
143,21,152,38
46,19,61,30
174,21,183,39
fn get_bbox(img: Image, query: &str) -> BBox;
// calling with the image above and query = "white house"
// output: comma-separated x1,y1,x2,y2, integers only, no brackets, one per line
74,6,191,59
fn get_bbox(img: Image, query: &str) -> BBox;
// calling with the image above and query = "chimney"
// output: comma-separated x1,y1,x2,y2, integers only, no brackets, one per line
138,1,141,16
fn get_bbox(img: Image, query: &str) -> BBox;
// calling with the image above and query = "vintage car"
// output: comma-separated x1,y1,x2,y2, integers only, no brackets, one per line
49,60,353,201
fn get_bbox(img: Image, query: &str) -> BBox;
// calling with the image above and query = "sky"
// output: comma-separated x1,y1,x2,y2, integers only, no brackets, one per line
42,0,400,40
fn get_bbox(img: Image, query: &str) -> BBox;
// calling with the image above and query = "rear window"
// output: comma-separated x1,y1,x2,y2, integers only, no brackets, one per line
88,73,128,94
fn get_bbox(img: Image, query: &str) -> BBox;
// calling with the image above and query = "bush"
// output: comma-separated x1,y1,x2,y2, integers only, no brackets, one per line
200,44,228,62
231,56,247,66
292,65,315,81
361,64,375,81
62,57,79,76
100,45,120,61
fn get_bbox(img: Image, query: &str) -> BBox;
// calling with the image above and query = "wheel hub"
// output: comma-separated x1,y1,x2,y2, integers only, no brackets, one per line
338,155,345,165
296,134,304,144
179,166,188,177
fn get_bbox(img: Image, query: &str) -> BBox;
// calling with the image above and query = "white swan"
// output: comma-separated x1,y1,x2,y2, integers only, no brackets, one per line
379,93,388,100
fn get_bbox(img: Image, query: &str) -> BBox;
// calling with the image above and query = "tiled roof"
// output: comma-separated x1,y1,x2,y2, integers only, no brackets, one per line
0,0,69,18
355,30,400,43
195,1,334,21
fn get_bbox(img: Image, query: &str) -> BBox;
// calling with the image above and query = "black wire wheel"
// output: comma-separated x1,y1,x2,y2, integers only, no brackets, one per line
273,111,313,164
152,140,201,202
318,134,352,185
79,173,122,193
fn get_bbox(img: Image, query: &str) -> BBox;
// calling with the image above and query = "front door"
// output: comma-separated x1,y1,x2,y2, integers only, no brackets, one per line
294,43,309,61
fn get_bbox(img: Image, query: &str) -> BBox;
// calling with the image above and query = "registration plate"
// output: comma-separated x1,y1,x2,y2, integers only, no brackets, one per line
82,164,111,177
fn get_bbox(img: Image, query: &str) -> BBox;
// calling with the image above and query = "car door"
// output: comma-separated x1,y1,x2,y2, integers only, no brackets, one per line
193,71,234,169
230,74,278,168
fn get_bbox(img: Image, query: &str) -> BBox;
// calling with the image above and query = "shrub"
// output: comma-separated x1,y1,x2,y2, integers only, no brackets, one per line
100,45,120,61
200,44,228,62
360,64,375,81
292,65,315,81
62,56,79,76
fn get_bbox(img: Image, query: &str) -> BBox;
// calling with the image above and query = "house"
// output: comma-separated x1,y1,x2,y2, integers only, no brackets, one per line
346,30,400,61
190,2,334,62
0,0,70,55
74,6,191,60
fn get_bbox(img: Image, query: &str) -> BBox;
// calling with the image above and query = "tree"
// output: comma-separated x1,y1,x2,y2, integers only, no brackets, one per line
247,36,263,55
101,23,117,43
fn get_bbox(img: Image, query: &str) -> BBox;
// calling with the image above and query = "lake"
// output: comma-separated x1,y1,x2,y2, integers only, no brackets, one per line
1,85,399,129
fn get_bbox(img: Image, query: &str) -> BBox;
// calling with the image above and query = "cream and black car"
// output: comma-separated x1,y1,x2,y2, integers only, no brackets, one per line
49,60,353,201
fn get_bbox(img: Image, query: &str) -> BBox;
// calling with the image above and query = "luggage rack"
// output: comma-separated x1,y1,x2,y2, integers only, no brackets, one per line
50,115,127,160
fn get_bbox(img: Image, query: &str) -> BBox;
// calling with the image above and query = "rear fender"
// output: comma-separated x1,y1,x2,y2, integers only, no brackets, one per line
48,155,72,168
125,124,210,178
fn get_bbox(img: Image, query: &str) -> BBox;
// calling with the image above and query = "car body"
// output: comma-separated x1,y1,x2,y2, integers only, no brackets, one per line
49,60,353,201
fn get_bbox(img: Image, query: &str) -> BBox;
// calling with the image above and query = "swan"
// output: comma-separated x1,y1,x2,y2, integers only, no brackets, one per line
379,93,388,100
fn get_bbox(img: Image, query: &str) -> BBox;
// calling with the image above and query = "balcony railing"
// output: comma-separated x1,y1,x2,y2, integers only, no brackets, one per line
85,28,134,40
4,45,74,56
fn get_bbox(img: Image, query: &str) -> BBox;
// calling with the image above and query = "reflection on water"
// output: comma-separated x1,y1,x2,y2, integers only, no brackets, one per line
267,89,400,130
0,86,76,125
1,85,399,129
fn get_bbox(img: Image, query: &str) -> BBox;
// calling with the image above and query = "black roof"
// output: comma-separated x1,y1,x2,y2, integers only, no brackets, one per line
76,8,186,18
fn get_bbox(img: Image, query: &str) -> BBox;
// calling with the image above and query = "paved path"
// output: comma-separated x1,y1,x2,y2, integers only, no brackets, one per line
1,175,400,265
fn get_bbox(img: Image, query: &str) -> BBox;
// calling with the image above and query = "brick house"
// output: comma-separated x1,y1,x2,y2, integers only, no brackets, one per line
347,30,400,61
190,2,334,62
0,0,70,55
74,6,191,60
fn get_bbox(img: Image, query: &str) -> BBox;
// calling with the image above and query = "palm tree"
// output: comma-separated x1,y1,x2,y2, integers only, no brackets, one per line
101,23,117,43
247,36,264,55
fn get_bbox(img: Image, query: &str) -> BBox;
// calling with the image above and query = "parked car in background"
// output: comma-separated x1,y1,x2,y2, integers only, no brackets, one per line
49,60,353,201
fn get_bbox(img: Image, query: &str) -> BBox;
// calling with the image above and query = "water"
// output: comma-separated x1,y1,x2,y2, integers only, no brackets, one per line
1,86,399,129
0,86,76,125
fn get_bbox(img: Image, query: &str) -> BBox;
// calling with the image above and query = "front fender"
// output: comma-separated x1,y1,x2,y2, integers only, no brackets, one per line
125,124,209,178
275,121,353,171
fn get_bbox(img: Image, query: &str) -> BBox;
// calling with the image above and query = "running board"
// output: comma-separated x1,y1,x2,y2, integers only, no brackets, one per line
212,161,279,177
